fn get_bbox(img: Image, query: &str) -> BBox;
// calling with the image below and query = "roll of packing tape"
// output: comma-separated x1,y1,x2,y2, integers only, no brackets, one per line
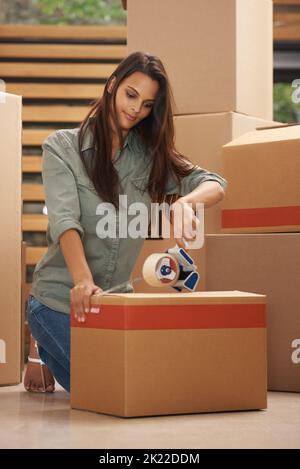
142,253,180,287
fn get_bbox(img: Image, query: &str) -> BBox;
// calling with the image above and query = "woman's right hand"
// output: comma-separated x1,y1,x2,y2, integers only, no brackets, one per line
70,279,103,323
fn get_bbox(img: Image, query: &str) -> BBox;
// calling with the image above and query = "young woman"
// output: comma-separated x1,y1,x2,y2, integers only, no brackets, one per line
24,51,227,393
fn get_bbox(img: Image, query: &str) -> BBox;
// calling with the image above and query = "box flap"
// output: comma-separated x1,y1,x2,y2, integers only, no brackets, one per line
223,123,300,148
90,291,266,306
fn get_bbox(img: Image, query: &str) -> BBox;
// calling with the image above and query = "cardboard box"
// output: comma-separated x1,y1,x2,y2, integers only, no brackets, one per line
221,124,300,233
71,291,267,417
205,233,300,392
127,0,273,119
174,112,279,233
0,93,22,386
21,241,26,373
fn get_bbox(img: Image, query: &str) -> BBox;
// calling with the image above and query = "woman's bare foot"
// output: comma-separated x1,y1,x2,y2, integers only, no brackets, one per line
24,335,55,393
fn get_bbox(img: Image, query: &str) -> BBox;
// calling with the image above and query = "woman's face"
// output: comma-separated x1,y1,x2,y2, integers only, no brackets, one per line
110,71,159,135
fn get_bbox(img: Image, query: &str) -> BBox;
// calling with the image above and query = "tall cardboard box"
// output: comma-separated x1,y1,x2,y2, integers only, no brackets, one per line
0,93,22,385
205,233,300,392
71,291,267,417
127,0,273,119
221,124,300,233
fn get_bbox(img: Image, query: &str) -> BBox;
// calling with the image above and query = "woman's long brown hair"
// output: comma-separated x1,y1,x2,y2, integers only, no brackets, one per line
78,51,196,208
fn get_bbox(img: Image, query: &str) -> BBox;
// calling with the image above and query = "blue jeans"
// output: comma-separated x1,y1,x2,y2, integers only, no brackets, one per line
27,295,70,392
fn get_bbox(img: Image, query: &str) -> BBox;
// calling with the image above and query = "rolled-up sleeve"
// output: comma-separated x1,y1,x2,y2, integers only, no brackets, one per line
42,135,84,245
165,165,228,196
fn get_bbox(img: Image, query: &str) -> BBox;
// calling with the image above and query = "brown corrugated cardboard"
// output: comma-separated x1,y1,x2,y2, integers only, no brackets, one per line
205,233,300,392
21,241,26,373
221,124,300,233
127,0,273,119
174,112,279,233
71,291,267,417
0,92,22,386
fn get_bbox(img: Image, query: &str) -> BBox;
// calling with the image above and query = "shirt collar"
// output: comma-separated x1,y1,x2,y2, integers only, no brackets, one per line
81,124,134,152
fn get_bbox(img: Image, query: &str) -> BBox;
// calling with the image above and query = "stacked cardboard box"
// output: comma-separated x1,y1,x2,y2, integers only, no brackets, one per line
203,123,300,392
221,124,300,233
127,0,273,118
204,233,300,392
0,93,22,386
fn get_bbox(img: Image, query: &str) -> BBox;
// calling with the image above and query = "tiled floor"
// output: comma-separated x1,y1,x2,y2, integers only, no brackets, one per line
0,381,300,449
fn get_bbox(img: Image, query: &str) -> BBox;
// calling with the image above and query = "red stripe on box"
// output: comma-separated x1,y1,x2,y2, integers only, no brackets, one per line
222,206,300,228
71,303,266,330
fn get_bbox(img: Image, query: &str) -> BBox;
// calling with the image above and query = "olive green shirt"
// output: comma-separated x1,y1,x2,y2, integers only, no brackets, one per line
30,126,227,314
